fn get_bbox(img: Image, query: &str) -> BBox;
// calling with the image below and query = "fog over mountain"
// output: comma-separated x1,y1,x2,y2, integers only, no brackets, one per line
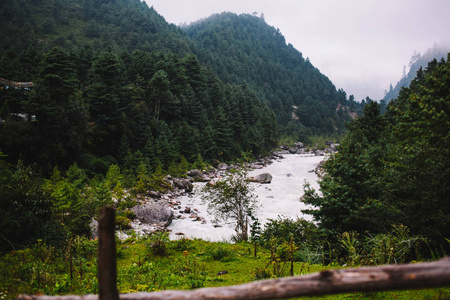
382,43,450,102
148,0,450,101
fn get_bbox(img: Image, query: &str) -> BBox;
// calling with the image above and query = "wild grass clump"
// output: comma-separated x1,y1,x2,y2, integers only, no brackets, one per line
1,236,448,299
254,267,271,280
172,237,195,252
146,232,170,257
208,246,234,262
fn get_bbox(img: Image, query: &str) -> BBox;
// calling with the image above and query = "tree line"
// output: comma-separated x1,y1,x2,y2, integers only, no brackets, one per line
0,47,277,173
0,45,278,253
0,0,360,143
185,12,360,134
303,55,450,257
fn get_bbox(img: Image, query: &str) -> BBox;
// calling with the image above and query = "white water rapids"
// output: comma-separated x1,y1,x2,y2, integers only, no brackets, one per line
168,154,325,241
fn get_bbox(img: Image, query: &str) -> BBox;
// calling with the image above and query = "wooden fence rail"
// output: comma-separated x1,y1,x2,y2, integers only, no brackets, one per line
17,206,450,300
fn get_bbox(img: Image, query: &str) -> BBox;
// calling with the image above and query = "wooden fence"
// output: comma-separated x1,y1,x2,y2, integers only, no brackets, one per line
17,206,450,300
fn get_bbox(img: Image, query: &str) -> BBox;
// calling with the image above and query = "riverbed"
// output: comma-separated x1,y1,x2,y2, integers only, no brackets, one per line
168,154,325,241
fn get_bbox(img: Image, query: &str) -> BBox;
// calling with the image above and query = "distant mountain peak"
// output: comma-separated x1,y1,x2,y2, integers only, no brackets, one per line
383,43,450,102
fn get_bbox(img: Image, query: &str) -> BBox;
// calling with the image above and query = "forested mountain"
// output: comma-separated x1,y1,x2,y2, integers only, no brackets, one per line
0,0,194,57
0,1,361,172
0,0,281,251
0,0,281,174
184,12,359,135
304,54,450,253
0,0,361,249
1,0,449,289
382,43,450,103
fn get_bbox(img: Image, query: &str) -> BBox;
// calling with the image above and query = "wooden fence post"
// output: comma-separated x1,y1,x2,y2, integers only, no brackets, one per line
98,206,119,300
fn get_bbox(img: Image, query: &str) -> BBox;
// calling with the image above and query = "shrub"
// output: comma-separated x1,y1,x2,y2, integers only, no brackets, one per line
115,215,131,230
147,232,170,257
294,248,323,264
254,267,271,280
262,217,322,250
172,237,195,251
186,275,205,289
209,246,233,261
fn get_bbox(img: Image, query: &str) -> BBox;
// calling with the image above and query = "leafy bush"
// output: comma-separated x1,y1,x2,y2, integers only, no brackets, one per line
186,275,205,289
209,246,233,261
254,267,271,280
335,224,425,266
172,237,195,251
147,232,170,257
262,217,322,250
202,169,257,241
364,224,425,265
339,231,360,266
0,240,60,297
294,248,323,265
115,214,132,230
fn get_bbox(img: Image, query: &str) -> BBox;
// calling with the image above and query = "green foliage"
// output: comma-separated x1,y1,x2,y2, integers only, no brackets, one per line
0,158,62,253
261,237,297,278
262,217,323,256
146,232,170,257
133,162,150,195
115,214,132,230
171,237,195,252
43,164,93,236
186,274,205,289
1,236,448,299
302,101,396,240
0,0,363,176
208,246,234,262
253,267,271,280
0,240,59,296
202,169,258,241
185,12,358,132
365,224,425,265
339,231,361,267
191,154,209,171
148,165,172,192
248,211,262,257
303,56,450,256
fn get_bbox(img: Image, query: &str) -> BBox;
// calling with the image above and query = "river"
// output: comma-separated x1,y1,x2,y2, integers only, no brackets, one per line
168,154,325,241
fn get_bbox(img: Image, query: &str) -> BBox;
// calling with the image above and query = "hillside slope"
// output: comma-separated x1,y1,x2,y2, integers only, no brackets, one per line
0,1,280,171
0,2,359,170
382,43,450,102
0,0,193,56
185,12,359,133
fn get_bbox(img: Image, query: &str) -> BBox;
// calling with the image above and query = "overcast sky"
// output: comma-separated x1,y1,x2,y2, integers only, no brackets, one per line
145,0,450,101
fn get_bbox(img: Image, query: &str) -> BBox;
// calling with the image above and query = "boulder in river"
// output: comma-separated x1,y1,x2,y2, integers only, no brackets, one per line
330,143,339,151
172,178,193,192
288,147,299,154
315,150,325,156
131,203,174,227
249,173,273,184
148,190,161,199
217,163,229,170
187,169,203,177
250,162,265,169
294,142,305,148
186,169,210,182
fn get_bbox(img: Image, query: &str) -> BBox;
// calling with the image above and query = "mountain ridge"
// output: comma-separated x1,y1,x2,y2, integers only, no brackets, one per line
184,12,358,133
0,1,360,170
382,43,450,102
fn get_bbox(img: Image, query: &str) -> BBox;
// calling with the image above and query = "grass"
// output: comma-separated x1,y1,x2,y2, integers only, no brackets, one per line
0,237,449,299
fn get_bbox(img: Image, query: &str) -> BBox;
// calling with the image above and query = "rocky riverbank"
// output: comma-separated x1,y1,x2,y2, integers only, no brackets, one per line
112,144,334,240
